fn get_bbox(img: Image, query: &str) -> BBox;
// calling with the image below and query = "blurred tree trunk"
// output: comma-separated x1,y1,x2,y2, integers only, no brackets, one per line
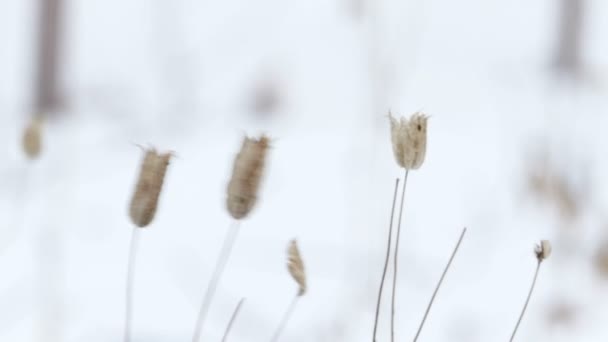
34,0,63,117
554,0,584,75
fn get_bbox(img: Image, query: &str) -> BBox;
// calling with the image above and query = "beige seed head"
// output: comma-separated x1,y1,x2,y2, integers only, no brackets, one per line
287,239,306,296
389,111,428,170
129,148,172,228
534,239,552,262
226,135,270,220
22,117,43,159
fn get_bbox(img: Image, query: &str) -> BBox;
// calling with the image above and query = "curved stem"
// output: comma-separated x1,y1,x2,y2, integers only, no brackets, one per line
124,227,141,342
192,221,241,342
509,260,543,342
270,294,299,342
372,178,400,342
391,169,409,342
413,227,467,341
221,298,246,342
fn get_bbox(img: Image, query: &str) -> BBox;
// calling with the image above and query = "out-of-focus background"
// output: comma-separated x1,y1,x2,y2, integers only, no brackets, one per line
1,0,608,341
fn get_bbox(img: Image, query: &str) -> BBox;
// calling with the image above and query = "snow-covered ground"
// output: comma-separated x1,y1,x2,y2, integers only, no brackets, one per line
1,0,608,341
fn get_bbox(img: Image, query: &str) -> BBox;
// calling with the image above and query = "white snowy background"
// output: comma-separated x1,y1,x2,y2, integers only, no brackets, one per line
1,0,608,341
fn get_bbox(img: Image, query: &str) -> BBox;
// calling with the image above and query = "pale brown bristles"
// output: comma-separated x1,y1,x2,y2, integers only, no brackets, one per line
226,135,270,219
388,111,428,170
129,148,172,228
509,240,551,342
22,117,43,159
287,240,307,296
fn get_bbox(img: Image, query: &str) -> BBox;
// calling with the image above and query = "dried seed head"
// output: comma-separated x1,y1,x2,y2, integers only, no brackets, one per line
593,238,608,278
389,111,428,170
22,118,43,159
287,239,306,296
534,240,552,262
129,148,172,228
226,135,270,219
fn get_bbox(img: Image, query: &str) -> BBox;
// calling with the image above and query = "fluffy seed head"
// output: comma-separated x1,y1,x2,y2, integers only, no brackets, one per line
287,239,307,296
22,118,43,159
226,135,270,219
129,148,172,228
389,111,428,169
535,240,552,262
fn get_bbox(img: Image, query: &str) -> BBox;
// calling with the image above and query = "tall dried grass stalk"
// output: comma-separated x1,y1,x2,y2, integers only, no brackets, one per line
372,178,400,342
124,228,141,342
390,169,408,342
192,221,241,342
125,147,172,342
270,239,307,342
221,298,246,342
509,240,551,342
388,111,428,342
413,227,467,341
192,135,270,342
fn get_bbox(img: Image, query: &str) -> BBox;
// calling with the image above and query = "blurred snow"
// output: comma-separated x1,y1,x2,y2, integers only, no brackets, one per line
1,0,608,341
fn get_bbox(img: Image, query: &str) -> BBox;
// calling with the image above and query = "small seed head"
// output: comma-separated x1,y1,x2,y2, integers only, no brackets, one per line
389,111,428,170
287,239,307,296
22,118,43,159
226,135,270,219
129,148,172,228
534,240,552,262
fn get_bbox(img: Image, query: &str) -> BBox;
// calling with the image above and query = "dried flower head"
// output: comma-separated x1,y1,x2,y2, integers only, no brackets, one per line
129,148,172,228
534,240,552,262
389,111,428,170
226,135,270,219
287,239,306,296
22,117,43,159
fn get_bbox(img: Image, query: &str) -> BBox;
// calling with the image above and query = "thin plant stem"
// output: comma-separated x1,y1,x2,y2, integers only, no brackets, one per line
192,220,241,342
391,168,409,342
413,227,467,342
372,178,400,342
509,260,543,342
124,227,141,342
270,293,299,342
221,298,246,342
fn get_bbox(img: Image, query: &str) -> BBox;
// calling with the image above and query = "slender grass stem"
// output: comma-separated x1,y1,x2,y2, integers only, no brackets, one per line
124,227,141,342
509,260,543,342
391,169,409,342
372,178,400,342
270,294,299,342
192,220,241,342
221,298,245,342
413,227,467,342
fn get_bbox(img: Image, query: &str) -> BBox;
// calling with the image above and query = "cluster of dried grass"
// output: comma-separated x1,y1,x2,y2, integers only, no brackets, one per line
18,112,552,341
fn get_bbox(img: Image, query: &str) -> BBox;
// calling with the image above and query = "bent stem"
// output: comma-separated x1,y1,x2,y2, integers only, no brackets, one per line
413,227,467,342
270,294,299,342
372,178,400,342
391,169,409,342
509,260,543,342
124,227,141,342
221,298,246,342
192,220,242,342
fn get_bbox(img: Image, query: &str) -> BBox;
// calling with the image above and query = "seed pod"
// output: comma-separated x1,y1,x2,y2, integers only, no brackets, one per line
22,118,43,159
287,239,306,296
226,135,270,219
129,148,172,228
389,111,428,170
534,240,552,262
